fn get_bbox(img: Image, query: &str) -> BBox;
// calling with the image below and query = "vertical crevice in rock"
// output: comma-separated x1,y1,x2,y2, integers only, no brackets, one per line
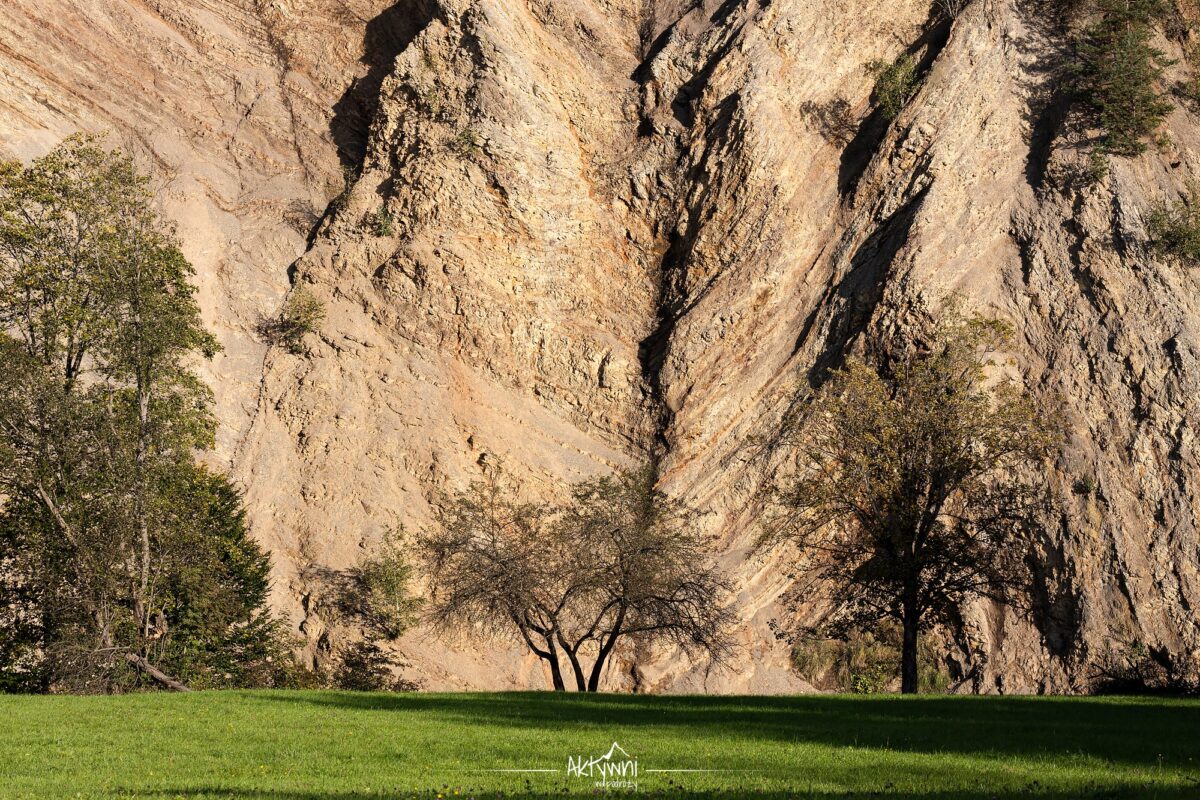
808,185,932,386
629,0,764,462
637,228,689,459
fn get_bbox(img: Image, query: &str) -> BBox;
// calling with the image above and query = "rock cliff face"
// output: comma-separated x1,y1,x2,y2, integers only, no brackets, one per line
3,0,1198,692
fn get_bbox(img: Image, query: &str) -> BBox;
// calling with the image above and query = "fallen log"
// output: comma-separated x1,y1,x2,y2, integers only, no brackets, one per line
124,653,191,692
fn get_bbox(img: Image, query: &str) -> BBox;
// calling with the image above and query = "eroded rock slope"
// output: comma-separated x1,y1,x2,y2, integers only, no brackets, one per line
4,0,1198,692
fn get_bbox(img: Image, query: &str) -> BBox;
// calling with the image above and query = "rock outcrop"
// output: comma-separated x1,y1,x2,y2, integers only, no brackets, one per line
3,0,1198,692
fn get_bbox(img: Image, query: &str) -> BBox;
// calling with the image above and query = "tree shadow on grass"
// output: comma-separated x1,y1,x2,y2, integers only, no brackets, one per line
256,691,1200,770
125,786,1200,800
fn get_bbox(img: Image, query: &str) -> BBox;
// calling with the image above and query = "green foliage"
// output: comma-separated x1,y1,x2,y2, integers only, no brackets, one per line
1183,75,1200,106
792,625,951,694
866,54,918,121
349,530,422,640
289,528,420,690
1086,149,1112,184
261,286,325,354
768,304,1060,693
1071,0,1175,158
328,641,417,692
1147,188,1200,265
147,467,296,689
450,127,481,156
372,207,395,237
0,136,290,692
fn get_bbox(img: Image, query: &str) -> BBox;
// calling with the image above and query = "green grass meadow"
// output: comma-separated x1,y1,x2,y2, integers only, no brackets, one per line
0,691,1196,799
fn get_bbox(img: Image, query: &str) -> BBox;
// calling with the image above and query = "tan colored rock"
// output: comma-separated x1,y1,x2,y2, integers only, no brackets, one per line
3,0,1198,693
0,0,398,458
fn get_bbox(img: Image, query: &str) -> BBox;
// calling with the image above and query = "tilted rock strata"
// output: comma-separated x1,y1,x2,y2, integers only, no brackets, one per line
3,0,1198,691
0,0,397,458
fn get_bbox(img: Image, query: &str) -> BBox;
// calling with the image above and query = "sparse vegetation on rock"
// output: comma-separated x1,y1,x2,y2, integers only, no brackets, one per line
867,54,919,121
935,0,972,18
1148,187,1200,265
1071,0,1174,158
372,207,395,237
450,126,481,156
261,286,325,354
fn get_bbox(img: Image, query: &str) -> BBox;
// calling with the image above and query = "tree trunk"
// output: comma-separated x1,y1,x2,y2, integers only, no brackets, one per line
901,594,920,695
514,620,565,691
557,633,588,692
587,604,625,692
545,637,566,692
136,381,151,642
124,653,190,692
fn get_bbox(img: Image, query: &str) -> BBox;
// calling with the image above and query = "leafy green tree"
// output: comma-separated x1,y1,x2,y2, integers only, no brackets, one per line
0,136,289,692
766,309,1059,694
349,529,422,640
148,467,293,689
1072,0,1174,158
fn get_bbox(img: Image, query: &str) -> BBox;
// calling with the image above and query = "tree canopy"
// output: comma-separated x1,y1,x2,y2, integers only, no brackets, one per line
0,136,290,692
420,467,735,691
767,308,1059,693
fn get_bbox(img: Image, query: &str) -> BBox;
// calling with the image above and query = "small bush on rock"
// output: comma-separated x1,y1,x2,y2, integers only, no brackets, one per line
329,641,418,692
260,287,325,354
349,530,422,640
372,208,394,237
867,54,919,122
791,625,951,694
1148,189,1200,265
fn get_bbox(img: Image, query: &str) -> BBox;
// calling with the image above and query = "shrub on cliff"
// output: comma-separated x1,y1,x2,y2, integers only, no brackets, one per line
792,625,951,694
1148,187,1200,265
867,54,919,122
348,530,422,640
261,286,325,354
1071,0,1174,158
935,0,971,19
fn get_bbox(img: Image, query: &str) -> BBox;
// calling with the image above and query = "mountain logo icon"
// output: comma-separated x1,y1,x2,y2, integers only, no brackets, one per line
567,741,638,788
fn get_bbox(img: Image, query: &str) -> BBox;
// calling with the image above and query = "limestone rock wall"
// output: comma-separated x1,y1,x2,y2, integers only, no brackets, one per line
3,0,1197,692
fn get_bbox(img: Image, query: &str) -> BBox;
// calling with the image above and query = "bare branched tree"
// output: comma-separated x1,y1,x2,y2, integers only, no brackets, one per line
552,468,737,691
419,467,735,691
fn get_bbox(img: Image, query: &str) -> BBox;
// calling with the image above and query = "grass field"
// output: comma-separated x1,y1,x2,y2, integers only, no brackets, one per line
0,691,1196,799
